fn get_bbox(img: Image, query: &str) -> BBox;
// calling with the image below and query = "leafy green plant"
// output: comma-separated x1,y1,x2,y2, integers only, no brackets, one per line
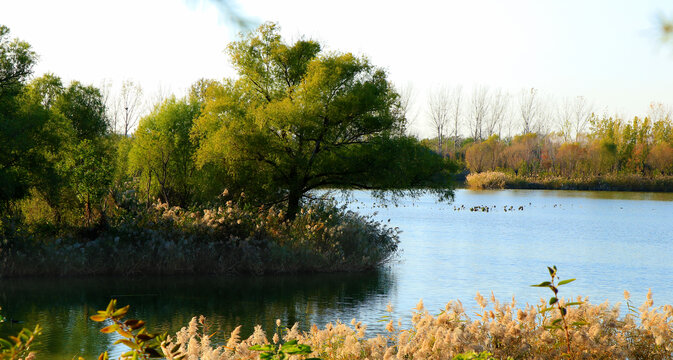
531,265,585,359
249,320,320,360
90,299,167,360
452,351,496,360
0,307,41,360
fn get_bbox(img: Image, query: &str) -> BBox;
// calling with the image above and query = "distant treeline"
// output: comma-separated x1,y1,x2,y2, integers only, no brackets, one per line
422,113,673,182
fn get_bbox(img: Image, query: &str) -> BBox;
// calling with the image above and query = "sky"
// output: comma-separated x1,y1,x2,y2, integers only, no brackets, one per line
2,0,673,137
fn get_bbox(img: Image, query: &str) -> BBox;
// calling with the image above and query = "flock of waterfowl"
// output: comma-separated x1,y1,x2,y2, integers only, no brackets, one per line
453,202,563,212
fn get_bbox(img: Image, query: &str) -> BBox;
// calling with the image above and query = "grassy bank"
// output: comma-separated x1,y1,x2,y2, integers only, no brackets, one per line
466,171,673,192
0,199,398,277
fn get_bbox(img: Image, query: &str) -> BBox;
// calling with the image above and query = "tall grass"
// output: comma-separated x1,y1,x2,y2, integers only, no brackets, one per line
0,198,399,277
465,171,673,192
465,171,508,190
164,290,673,359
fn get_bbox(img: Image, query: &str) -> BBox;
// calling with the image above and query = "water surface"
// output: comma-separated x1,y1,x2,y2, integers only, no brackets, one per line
1,189,672,358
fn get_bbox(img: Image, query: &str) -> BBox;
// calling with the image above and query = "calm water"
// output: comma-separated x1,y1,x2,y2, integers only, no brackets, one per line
2,189,673,359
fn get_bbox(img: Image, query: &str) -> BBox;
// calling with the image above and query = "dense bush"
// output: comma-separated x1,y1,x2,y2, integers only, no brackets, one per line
0,195,399,277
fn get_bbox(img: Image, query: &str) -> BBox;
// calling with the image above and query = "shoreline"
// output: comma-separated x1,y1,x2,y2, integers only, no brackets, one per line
463,172,673,192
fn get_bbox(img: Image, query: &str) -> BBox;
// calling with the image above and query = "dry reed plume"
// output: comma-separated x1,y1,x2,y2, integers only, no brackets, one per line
162,290,673,360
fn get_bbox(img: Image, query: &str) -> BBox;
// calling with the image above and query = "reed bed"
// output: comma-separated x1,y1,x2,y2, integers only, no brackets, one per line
466,171,673,192
0,198,399,276
164,290,673,360
466,171,508,190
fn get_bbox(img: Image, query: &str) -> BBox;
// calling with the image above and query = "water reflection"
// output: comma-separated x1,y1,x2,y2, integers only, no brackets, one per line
510,189,673,202
0,271,395,359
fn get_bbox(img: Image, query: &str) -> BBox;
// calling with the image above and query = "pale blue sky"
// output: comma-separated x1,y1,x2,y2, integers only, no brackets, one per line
2,0,673,137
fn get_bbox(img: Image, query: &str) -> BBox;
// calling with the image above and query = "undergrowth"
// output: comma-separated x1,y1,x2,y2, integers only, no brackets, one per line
0,196,399,276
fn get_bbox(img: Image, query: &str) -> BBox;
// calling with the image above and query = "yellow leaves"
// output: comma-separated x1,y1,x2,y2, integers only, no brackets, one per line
111,305,130,318
100,324,118,334
90,314,107,322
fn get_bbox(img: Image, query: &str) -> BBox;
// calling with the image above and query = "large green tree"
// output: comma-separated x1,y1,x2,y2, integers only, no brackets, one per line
0,25,40,211
193,23,451,219
129,96,200,207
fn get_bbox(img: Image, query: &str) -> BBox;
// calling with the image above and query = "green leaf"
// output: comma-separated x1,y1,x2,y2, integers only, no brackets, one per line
551,319,562,326
531,281,551,287
111,305,130,318
566,302,583,306
558,279,576,286
540,306,555,313
282,341,312,354
549,297,558,305
250,344,276,352
548,267,555,276
113,339,140,350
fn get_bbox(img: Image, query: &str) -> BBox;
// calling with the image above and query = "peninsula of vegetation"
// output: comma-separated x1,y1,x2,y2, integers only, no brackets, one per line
0,23,451,277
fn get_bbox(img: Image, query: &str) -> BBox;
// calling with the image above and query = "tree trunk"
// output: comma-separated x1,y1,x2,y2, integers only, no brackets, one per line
286,189,301,221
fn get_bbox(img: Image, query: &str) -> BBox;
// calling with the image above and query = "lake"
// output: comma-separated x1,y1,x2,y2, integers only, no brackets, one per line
1,189,673,359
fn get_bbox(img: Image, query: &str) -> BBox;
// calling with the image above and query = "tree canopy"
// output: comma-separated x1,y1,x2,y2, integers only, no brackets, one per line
193,23,452,218
0,25,39,209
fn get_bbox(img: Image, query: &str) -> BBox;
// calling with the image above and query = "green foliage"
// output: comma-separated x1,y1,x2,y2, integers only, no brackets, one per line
0,325,41,360
193,22,451,219
52,81,107,140
69,139,114,226
128,97,200,207
531,265,585,359
0,306,41,360
0,25,39,211
90,299,166,360
452,351,496,360
250,321,320,360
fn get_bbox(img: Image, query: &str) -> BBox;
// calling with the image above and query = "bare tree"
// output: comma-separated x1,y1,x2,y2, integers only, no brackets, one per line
118,80,144,137
558,97,574,142
485,88,509,138
396,82,417,135
448,85,463,153
648,102,672,122
469,85,489,141
519,87,539,134
535,97,555,136
571,96,592,141
148,83,172,110
427,86,450,155
99,79,118,133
